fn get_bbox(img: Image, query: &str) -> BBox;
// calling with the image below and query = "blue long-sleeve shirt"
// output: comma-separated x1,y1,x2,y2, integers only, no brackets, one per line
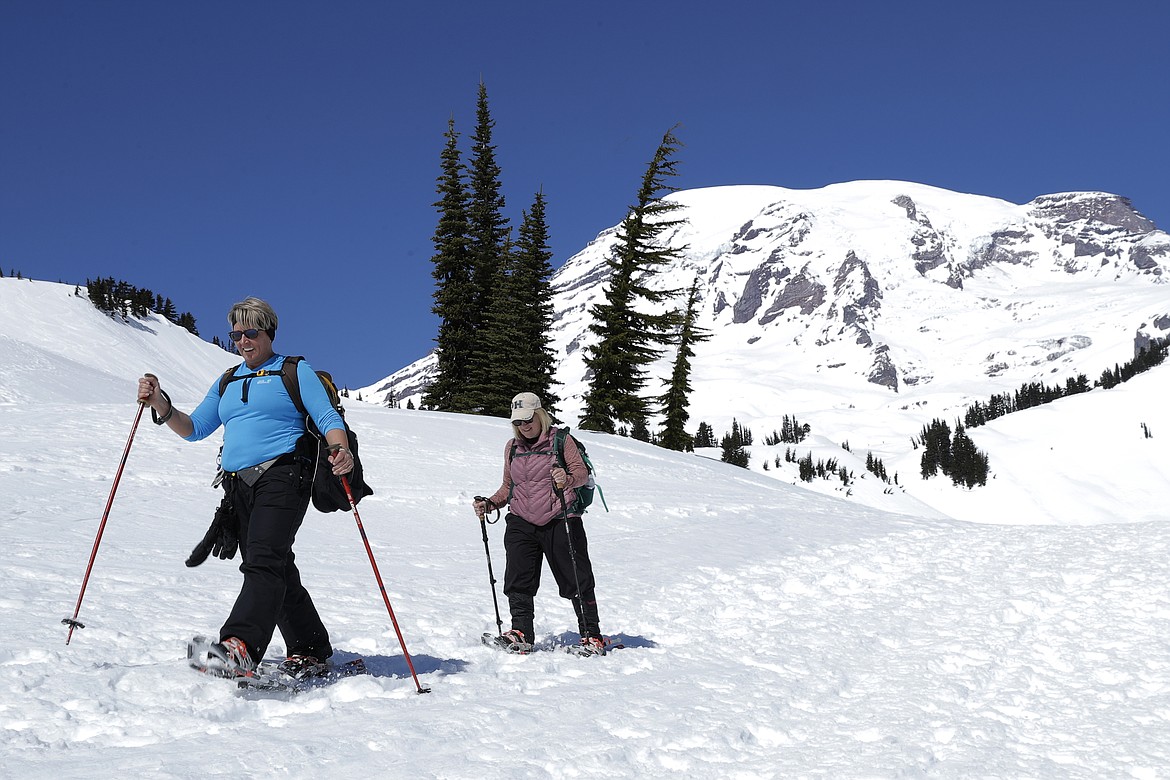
185,354,345,472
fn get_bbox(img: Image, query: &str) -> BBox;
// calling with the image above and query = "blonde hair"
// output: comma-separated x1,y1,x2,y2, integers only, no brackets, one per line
534,408,552,438
227,297,278,333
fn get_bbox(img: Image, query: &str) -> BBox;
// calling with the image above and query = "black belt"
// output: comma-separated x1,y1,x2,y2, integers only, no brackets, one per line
223,451,297,488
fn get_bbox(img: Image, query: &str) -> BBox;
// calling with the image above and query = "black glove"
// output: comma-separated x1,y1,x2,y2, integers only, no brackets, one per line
185,493,239,567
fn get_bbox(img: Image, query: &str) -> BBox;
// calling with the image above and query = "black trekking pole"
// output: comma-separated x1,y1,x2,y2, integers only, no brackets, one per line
554,482,585,607
474,496,504,637
340,475,431,694
63,396,148,644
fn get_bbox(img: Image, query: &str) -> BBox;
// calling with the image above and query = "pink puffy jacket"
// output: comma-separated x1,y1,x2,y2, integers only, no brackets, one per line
484,426,588,526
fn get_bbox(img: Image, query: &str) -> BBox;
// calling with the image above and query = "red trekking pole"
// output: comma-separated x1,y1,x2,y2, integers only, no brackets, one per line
340,475,431,694
63,398,148,644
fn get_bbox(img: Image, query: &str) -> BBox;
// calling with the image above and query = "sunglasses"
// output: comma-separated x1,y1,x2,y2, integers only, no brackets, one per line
512,417,535,426
228,328,263,342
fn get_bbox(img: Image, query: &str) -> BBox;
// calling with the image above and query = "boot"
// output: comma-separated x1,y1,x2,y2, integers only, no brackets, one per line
573,594,601,640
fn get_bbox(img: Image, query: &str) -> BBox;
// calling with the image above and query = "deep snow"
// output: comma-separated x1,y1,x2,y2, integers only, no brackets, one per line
2,278,1169,779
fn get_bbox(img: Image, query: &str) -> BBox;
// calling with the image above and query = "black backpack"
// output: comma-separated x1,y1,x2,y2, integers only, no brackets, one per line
218,356,373,512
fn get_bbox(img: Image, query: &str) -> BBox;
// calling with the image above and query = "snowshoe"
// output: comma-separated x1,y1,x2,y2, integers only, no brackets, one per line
277,654,329,681
188,635,256,679
482,629,533,654
238,657,367,694
564,635,623,657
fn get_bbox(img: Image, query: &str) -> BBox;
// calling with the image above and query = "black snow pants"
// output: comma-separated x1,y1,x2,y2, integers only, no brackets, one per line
502,513,601,641
219,454,332,664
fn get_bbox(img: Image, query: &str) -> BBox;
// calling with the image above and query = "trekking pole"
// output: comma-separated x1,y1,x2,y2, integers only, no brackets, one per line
554,482,585,606
340,475,431,694
474,496,504,637
63,395,148,644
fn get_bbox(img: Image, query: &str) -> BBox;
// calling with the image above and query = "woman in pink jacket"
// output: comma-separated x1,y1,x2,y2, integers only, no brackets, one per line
474,392,606,656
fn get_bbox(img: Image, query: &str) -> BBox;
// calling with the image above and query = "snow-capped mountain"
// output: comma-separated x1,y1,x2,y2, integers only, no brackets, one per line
363,182,1167,415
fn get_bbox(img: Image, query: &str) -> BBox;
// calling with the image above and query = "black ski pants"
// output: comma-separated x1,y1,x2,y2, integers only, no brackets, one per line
502,513,601,641
220,456,332,664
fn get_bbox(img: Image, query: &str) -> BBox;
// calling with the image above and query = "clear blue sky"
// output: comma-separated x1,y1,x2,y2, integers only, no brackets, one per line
3,1,1168,390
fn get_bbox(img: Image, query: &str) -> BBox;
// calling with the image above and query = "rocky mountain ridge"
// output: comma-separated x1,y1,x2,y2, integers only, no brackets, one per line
360,181,1168,441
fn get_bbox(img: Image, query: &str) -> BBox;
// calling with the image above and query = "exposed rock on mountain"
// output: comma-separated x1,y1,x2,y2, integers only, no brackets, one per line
362,182,1166,435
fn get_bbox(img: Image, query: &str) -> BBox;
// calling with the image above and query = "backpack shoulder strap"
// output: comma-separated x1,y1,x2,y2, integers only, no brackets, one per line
552,427,571,468
217,363,244,396
279,355,307,417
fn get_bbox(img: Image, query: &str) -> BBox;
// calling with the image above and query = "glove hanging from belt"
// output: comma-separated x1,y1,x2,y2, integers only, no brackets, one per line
185,491,239,567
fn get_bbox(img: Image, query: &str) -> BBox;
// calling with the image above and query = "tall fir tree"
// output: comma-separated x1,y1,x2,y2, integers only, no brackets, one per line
423,118,476,412
579,126,687,433
468,82,509,307
720,429,750,468
465,190,564,419
509,190,560,416
693,421,716,448
176,312,198,335
462,81,512,411
463,236,529,416
658,278,709,451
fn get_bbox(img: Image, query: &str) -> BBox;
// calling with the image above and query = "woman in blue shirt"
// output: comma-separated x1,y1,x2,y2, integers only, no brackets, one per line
139,297,353,679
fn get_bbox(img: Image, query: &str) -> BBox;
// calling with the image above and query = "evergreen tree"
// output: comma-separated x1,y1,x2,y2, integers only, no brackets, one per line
462,81,512,412
508,190,560,416
693,421,716,448
86,278,105,309
423,117,476,412
720,431,750,468
919,418,952,478
113,280,131,316
580,126,687,433
776,414,811,443
1098,364,1122,390
467,81,510,314
465,247,531,416
658,279,709,451
131,288,151,318
919,418,989,487
176,312,199,336
797,452,814,481
425,85,562,417
730,417,753,446
950,424,989,488
865,452,889,483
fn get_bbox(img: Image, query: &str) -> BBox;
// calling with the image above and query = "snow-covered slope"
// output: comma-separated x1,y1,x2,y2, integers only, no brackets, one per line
0,279,238,404
2,277,1169,777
